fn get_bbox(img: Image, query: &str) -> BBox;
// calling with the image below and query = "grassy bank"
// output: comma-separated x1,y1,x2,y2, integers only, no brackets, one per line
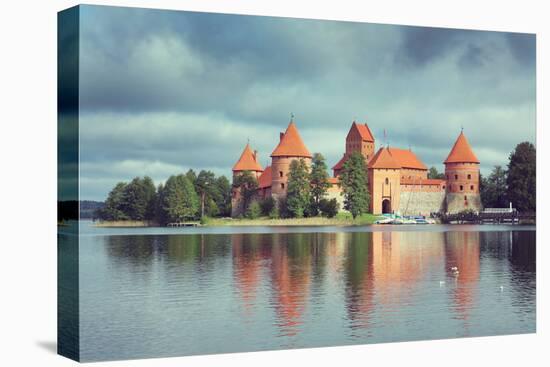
202,213,382,227
93,220,159,227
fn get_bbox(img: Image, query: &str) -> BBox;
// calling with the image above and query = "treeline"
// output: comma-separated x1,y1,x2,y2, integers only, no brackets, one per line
95,170,232,224
480,142,536,212
234,152,370,219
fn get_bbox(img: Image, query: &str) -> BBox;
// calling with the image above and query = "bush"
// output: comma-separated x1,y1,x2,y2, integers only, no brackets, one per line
319,198,339,218
269,204,280,219
259,197,276,216
277,197,291,218
245,201,262,219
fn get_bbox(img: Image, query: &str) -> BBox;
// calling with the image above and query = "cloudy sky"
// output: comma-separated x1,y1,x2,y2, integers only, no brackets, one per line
76,5,536,201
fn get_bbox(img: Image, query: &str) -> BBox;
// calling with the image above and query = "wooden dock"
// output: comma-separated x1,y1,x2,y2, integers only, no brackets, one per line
166,222,201,227
440,211,535,224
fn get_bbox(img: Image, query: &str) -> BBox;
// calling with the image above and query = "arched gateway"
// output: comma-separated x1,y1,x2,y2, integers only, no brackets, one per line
382,199,392,214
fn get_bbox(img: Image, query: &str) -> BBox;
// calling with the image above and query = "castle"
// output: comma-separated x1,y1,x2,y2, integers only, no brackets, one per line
231,119,481,217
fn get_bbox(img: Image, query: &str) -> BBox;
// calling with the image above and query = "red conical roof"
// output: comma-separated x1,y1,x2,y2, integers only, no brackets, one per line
444,131,479,164
368,147,401,169
233,143,263,172
271,121,312,158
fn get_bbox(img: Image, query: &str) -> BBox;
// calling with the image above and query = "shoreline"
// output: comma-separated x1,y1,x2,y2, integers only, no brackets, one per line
91,215,535,228
93,214,383,228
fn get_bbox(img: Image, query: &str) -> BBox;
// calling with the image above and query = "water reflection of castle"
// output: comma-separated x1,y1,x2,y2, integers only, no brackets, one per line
102,230,534,339
229,230,484,335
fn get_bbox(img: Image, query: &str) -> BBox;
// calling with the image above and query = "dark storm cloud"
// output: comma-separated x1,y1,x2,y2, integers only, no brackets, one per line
75,5,536,200
398,26,463,67
506,32,536,66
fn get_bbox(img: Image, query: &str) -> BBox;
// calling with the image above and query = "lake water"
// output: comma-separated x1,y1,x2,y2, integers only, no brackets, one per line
59,221,536,362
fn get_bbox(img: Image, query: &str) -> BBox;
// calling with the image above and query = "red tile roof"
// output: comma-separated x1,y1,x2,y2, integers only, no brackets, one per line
328,177,340,185
349,121,375,142
444,131,480,164
368,147,401,169
232,143,264,172
400,178,445,185
258,165,272,188
332,154,348,170
271,121,312,158
387,148,427,170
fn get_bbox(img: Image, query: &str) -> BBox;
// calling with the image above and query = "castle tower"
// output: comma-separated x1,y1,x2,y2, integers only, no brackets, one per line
368,147,402,214
232,143,264,180
333,121,375,177
231,143,264,216
444,131,481,213
270,120,312,199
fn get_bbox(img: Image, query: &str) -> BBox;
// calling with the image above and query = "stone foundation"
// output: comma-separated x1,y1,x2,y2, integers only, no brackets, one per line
398,190,445,216
445,193,482,214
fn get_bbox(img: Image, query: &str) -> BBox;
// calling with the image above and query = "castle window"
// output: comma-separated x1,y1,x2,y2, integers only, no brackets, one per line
464,195,467,200
467,174,472,180
460,185,464,191
442,185,446,189
281,183,285,189
385,177,389,185
470,185,474,190
455,174,458,180
279,171,283,178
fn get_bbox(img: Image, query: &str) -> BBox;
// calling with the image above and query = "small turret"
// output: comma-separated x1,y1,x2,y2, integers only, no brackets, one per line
270,120,312,198
444,131,481,213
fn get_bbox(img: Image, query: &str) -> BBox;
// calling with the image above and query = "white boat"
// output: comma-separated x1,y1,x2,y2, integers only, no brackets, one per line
375,217,394,224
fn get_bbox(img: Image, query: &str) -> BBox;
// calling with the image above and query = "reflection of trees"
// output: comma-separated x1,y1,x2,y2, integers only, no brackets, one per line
106,235,157,269
269,233,312,337
509,231,536,273
444,231,480,325
343,232,374,330
508,231,536,315
105,234,232,278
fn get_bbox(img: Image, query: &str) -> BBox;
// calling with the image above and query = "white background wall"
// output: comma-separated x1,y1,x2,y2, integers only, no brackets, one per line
0,1,548,366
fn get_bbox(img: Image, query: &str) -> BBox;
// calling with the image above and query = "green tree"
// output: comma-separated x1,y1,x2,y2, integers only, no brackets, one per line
120,176,157,220
98,182,129,220
142,176,157,220
215,176,232,217
162,174,199,222
196,170,217,218
286,159,311,218
340,152,370,218
185,169,197,187
319,198,339,218
480,166,508,208
507,142,536,212
309,153,330,216
245,201,262,219
155,183,168,224
232,171,258,214
259,197,276,216
428,166,445,179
